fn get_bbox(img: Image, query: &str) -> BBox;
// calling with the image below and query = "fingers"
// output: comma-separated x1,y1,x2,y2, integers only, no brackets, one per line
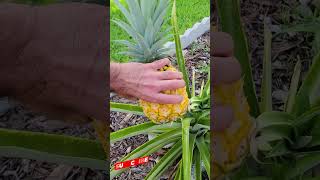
158,80,185,91
147,58,171,69
212,106,234,131
145,93,184,104
213,56,242,85
212,32,234,57
139,79,186,104
212,32,241,84
157,71,183,80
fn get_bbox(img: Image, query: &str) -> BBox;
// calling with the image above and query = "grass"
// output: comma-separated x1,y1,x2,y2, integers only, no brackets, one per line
110,0,210,62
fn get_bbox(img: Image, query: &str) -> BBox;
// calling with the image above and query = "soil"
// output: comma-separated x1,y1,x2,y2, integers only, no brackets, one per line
239,0,314,111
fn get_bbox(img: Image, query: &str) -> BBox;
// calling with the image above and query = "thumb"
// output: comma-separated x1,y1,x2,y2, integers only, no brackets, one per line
147,58,171,70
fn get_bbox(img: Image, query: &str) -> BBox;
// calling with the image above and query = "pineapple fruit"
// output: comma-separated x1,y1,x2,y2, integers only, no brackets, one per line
140,65,189,124
213,80,254,179
113,0,189,124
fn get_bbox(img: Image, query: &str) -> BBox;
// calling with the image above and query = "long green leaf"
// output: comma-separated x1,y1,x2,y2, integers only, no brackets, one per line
203,70,210,98
192,69,196,97
285,59,302,113
110,128,182,178
294,106,320,134
292,51,320,116
260,19,272,113
0,128,106,170
196,136,210,178
283,152,320,179
174,160,183,180
188,133,197,165
145,140,182,179
194,148,202,180
265,141,291,158
110,122,181,143
110,102,144,115
114,0,136,29
112,19,139,42
182,118,192,180
171,0,191,97
260,125,294,144
217,0,260,117
256,111,294,130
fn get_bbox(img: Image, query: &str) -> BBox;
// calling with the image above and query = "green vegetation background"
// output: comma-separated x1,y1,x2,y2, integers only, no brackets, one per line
110,0,210,62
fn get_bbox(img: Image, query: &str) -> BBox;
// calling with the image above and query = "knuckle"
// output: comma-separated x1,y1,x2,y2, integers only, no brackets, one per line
146,83,159,91
168,71,176,77
154,83,162,90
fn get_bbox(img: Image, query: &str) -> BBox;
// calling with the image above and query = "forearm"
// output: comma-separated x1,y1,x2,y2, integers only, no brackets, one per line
110,62,121,91
0,3,34,96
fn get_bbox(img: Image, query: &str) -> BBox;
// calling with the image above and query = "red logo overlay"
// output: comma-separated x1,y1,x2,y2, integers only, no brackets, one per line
114,156,149,170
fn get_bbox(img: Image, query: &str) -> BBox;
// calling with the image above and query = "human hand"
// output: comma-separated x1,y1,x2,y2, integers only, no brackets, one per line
111,58,186,104
0,3,108,123
212,32,242,131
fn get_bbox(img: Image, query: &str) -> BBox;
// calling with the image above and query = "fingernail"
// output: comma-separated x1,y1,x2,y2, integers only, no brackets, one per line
182,80,186,86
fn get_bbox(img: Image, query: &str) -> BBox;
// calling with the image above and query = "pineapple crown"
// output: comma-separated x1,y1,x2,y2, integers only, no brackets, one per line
113,0,172,63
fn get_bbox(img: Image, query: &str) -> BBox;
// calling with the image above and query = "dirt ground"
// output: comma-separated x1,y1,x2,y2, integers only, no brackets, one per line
239,0,314,111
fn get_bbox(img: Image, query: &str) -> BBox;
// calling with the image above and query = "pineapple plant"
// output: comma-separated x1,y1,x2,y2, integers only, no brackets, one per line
113,0,189,124
215,0,320,179
110,0,210,179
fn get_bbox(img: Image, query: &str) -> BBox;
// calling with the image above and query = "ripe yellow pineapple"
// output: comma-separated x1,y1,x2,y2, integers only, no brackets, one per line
213,79,254,179
113,0,189,123
140,65,189,124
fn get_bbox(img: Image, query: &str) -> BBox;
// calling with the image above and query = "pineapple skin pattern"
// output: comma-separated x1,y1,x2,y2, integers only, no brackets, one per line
140,66,189,124
213,80,254,179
